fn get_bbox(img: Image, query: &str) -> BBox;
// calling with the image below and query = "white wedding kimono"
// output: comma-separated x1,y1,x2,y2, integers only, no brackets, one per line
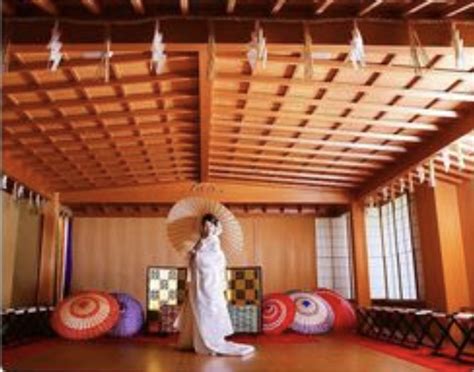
175,235,255,356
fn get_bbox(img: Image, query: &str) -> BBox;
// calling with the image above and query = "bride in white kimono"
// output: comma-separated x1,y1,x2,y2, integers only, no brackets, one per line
175,214,255,356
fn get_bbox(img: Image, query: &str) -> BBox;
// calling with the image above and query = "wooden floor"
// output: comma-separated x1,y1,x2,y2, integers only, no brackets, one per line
4,334,430,372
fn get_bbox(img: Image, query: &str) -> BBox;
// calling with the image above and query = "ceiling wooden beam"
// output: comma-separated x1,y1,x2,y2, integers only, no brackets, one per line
81,0,100,14
59,180,351,204
198,48,211,182
8,142,196,159
212,119,422,143
180,0,189,14
6,120,197,141
212,105,438,132
209,165,359,185
30,0,57,14
3,73,197,95
216,73,474,102
216,53,474,83
226,0,237,13
5,19,474,48
359,0,384,16
209,149,378,171
212,131,406,153
6,54,195,74
210,157,370,177
130,0,145,14
356,108,474,198
315,0,333,14
3,108,197,128
3,133,197,153
4,92,197,112
444,0,474,17
211,172,352,189
271,0,287,14
215,90,455,120
2,152,53,196
211,139,394,162
405,0,435,15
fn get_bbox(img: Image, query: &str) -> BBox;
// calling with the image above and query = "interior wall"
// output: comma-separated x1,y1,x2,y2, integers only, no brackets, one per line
11,202,42,306
2,194,20,308
72,216,316,308
2,194,42,308
457,179,474,307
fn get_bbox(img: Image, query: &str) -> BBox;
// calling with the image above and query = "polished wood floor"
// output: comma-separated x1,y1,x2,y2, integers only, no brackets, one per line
4,334,430,372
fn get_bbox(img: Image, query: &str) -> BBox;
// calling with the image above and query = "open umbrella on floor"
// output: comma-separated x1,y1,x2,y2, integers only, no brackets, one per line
315,288,356,331
167,197,243,258
51,291,120,340
262,293,296,335
288,292,334,335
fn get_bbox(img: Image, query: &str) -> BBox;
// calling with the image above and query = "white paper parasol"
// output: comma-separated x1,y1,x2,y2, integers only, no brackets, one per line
167,197,243,255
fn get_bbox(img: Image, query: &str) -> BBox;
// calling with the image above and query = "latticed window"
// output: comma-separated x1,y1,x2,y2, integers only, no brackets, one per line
365,194,423,300
315,213,354,299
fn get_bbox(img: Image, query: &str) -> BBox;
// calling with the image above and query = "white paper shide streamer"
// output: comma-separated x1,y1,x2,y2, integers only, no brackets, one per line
100,37,113,83
428,159,436,187
451,23,465,70
441,148,451,173
47,22,63,71
417,165,425,183
399,178,405,193
349,23,365,69
150,21,166,74
247,21,268,72
409,25,429,76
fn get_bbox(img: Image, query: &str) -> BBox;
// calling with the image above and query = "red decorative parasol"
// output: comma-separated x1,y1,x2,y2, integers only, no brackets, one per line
314,288,356,331
51,291,120,340
262,293,296,335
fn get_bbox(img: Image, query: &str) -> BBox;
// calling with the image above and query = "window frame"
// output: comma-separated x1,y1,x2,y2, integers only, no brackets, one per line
366,193,421,301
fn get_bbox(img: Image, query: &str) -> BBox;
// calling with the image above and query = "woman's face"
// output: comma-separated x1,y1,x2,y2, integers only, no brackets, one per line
203,221,222,237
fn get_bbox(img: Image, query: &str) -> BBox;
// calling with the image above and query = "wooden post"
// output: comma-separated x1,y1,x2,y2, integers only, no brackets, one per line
351,200,371,306
37,192,59,305
414,182,470,312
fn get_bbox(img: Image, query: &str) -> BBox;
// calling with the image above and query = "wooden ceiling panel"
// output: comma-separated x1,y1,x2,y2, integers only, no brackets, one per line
2,50,201,191
3,18,474,198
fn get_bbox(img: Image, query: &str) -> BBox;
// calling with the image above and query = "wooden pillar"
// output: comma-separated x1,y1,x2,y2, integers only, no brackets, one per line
457,180,474,307
37,193,59,305
415,182,470,312
351,200,371,306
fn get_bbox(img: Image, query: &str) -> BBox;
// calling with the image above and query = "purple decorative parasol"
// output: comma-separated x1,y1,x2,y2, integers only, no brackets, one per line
108,293,144,337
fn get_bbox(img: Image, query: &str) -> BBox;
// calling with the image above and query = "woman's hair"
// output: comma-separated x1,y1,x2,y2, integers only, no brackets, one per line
201,213,219,227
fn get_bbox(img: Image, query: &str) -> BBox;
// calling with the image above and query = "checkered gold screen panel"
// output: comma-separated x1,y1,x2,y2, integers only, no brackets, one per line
225,267,262,306
147,267,187,311
147,266,262,309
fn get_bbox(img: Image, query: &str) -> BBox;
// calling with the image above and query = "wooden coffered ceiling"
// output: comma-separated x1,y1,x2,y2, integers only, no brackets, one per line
2,0,474,19
2,14,474,205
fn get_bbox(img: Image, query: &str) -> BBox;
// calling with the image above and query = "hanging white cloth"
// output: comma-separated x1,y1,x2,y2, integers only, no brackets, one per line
175,235,255,356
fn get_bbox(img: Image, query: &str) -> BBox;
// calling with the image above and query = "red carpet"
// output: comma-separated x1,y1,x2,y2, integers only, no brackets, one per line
346,334,474,372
